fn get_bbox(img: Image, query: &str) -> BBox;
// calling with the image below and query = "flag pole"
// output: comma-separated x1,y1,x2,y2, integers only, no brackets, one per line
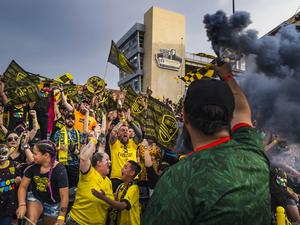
103,61,109,81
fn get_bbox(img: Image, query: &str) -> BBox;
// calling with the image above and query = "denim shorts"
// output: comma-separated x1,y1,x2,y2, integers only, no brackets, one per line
27,192,60,218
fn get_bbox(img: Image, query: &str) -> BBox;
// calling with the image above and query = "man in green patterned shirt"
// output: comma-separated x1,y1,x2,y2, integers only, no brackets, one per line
142,63,271,225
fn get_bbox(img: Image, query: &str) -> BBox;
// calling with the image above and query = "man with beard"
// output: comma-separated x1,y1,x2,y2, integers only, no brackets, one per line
61,91,96,133
142,63,271,225
110,121,142,192
54,112,82,188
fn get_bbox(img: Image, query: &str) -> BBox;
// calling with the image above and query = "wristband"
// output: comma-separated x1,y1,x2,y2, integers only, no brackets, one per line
223,73,233,81
89,137,98,145
57,215,65,221
19,203,26,207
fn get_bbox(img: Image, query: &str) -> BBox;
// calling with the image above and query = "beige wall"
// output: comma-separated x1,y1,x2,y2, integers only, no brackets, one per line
143,6,185,102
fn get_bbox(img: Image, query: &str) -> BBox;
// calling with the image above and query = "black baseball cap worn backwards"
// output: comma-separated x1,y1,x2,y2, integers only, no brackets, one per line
184,78,235,119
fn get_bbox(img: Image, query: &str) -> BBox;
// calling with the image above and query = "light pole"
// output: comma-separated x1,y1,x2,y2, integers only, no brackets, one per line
232,0,235,14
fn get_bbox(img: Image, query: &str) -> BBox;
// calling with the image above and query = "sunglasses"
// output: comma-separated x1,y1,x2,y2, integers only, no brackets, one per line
66,116,75,120
7,136,18,142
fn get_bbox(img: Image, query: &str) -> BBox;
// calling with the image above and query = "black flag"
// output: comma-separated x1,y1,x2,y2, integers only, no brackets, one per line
108,40,137,74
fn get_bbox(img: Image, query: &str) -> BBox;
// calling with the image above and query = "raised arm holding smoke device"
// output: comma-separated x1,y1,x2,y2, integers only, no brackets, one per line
143,61,271,225
215,62,252,127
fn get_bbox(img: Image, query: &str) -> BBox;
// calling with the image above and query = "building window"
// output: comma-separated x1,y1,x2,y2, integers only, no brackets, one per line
139,33,144,48
140,76,143,91
120,33,138,57
130,55,138,69
139,54,143,70
133,78,140,92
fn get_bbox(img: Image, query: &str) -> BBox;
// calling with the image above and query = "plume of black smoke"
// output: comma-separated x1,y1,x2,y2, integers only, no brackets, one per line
203,10,254,56
242,70,300,142
203,10,300,143
203,10,300,79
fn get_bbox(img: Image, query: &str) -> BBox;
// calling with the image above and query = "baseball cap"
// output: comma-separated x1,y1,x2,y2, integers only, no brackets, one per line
184,78,235,119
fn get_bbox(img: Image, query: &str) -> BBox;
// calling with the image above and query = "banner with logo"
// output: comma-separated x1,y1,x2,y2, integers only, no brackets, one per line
56,73,74,84
85,76,106,95
2,60,41,105
122,85,146,127
95,90,118,114
108,40,137,74
144,96,178,151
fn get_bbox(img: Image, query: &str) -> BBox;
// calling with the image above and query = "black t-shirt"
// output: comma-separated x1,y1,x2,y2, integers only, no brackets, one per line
4,104,30,131
24,163,68,204
8,151,27,164
0,161,20,218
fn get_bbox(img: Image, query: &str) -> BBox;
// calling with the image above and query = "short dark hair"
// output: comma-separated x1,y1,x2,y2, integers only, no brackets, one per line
35,140,57,158
184,79,234,135
91,152,104,167
128,160,141,177
185,105,231,135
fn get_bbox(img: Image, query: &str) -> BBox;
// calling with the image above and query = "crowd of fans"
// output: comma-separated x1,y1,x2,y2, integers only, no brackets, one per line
0,76,179,225
1,62,300,225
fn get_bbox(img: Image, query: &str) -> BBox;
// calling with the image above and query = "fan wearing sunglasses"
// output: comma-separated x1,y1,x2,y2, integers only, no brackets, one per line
7,131,34,165
0,144,22,225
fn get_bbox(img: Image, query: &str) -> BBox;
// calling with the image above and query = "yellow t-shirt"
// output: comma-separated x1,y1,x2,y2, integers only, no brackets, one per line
110,139,137,179
74,109,97,132
117,184,140,225
70,166,114,225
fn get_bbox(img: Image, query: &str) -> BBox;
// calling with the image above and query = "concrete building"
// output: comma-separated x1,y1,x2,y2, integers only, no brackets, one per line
117,6,244,102
117,23,145,92
117,6,185,102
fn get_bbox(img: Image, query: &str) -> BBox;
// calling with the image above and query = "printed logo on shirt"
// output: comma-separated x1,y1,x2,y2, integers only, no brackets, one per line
12,111,24,118
118,152,133,158
0,178,15,192
9,167,15,175
33,176,49,192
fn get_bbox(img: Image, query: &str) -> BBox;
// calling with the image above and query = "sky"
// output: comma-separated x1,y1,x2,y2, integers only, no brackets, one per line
0,0,299,89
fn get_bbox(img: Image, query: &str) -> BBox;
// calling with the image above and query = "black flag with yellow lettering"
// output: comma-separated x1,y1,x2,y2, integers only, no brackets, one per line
2,60,41,105
122,85,146,128
108,40,137,74
145,96,178,151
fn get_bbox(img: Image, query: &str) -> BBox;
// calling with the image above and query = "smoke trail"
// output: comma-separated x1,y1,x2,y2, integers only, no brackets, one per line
203,11,255,57
203,11,300,79
242,67,300,142
203,10,300,144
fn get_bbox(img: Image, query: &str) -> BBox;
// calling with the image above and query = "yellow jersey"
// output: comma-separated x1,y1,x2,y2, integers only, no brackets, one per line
70,166,114,225
117,183,140,225
110,139,137,179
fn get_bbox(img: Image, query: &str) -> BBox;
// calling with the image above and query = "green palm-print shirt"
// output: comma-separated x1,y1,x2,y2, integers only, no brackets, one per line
142,125,271,225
